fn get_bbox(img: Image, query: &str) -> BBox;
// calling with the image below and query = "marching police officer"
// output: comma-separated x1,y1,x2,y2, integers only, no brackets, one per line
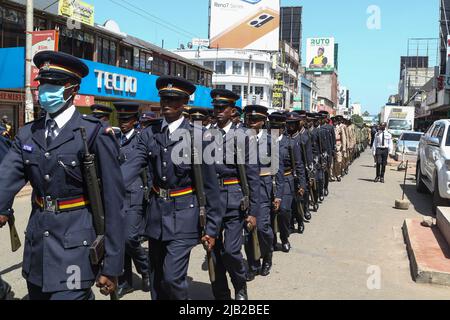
113,102,151,298
244,105,283,281
318,112,333,197
0,51,125,300
0,126,11,300
139,111,159,130
278,112,306,248
297,112,314,221
210,89,260,300
90,104,113,123
333,116,347,182
121,76,223,300
307,113,323,208
189,107,210,127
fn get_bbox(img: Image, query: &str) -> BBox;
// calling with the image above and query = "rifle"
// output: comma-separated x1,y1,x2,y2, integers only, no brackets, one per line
8,215,21,252
140,168,150,203
288,140,305,231
299,132,317,209
236,136,261,261
80,127,118,301
271,175,280,234
190,129,215,283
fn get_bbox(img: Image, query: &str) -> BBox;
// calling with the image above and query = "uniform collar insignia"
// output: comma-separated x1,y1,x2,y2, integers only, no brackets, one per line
23,145,33,152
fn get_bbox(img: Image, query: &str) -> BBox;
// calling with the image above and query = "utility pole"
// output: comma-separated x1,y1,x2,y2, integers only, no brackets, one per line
25,0,34,123
247,55,252,105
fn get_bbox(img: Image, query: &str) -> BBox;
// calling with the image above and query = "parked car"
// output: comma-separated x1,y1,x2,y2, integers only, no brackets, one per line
394,131,423,161
416,120,450,214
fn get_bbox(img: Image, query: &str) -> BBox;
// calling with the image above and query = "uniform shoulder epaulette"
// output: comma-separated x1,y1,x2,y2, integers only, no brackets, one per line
81,114,101,124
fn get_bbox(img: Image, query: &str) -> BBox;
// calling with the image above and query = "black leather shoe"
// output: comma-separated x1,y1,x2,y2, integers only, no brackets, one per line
380,178,385,183
246,270,258,282
0,281,11,300
235,285,248,300
305,211,312,221
273,243,282,252
142,275,151,293
260,254,273,277
281,242,291,253
117,282,134,299
374,177,380,183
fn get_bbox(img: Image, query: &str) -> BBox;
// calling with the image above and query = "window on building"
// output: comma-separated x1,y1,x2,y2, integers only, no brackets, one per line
232,85,242,97
153,56,170,76
243,86,253,99
216,61,226,74
187,67,199,83
244,62,251,76
215,85,226,90
119,46,133,69
255,86,264,100
34,17,47,30
255,63,264,77
1,6,26,48
203,61,214,71
58,27,94,60
98,37,117,66
206,73,212,87
174,63,186,77
232,61,242,75
138,51,152,73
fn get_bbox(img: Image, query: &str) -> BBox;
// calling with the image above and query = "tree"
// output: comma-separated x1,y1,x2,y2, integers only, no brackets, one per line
363,111,370,117
352,114,364,125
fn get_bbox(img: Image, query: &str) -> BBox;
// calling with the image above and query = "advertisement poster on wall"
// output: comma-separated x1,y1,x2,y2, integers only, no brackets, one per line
31,30,59,88
209,0,280,51
306,37,335,72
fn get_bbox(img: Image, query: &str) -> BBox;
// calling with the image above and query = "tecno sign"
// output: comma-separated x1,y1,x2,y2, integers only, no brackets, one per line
95,70,138,94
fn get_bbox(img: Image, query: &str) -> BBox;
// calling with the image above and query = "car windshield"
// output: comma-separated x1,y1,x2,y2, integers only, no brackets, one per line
388,120,412,130
400,133,422,142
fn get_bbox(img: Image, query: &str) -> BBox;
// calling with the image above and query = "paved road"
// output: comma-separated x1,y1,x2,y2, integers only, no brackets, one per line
1,151,449,300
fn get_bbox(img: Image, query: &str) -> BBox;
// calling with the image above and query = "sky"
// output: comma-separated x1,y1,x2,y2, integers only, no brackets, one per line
90,0,440,115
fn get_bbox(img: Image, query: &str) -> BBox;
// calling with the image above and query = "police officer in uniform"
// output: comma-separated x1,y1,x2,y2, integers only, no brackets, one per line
279,112,306,248
189,107,210,127
121,76,223,300
139,111,159,130
113,102,150,298
0,126,11,300
318,112,333,196
210,89,260,300
232,107,244,129
244,105,283,281
90,104,113,123
373,122,393,183
0,51,125,300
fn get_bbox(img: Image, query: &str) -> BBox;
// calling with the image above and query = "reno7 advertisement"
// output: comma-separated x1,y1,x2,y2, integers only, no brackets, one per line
209,0,280,51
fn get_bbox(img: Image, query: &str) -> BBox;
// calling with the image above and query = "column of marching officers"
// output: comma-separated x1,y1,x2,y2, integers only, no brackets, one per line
0,51,370,300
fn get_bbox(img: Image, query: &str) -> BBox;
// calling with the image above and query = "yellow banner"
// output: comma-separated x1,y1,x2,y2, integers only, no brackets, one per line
58,0,95,27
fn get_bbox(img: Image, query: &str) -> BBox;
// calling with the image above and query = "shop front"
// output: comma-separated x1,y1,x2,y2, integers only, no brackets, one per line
0,47,228,129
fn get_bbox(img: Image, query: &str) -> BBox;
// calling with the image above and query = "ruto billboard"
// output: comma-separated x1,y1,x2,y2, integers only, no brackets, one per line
209,0,280,51
306,37,335,72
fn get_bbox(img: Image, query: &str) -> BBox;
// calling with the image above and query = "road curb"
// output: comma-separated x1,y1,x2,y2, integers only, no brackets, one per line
403,219,450,286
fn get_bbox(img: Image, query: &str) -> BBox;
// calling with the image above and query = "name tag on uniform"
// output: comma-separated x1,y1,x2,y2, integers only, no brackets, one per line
23,145,33,153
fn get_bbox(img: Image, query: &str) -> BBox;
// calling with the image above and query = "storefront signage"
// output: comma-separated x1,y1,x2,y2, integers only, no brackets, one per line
95,70,138,95
0,91,24,102
31,30,59,88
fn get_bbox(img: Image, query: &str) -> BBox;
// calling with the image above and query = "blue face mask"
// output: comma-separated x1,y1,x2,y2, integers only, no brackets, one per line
38,84,74,114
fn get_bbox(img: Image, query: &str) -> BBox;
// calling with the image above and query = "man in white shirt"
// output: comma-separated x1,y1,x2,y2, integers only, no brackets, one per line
373,122,394,183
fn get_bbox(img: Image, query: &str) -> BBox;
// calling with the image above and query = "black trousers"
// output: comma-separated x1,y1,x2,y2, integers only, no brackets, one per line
0,276,9,300
120,210,149,285
375,148,389,178
27,282,94,301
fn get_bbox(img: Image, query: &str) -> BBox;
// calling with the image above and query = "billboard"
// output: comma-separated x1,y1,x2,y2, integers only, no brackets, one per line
31,30,59,89
58,0,95,27
338,86,348,109
209,0,280,51
306,37,335,72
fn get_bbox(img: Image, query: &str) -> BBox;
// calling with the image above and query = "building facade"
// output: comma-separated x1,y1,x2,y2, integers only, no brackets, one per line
174,48,275,108
0,0,217,132
279,6,302,59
